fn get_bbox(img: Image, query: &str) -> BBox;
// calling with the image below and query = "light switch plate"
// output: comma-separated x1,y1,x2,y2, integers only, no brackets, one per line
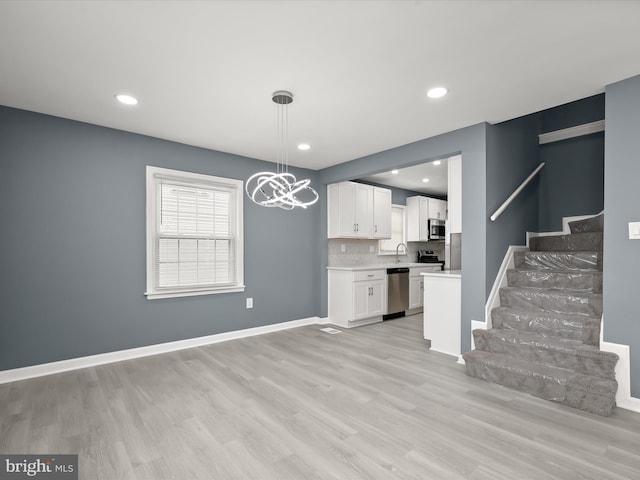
341,244,346,253
629,222,640,240
369,245,375,253
246,297,253,309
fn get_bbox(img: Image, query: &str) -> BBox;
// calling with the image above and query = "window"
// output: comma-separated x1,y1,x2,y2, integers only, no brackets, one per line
145,166,244,299
379,205,406,255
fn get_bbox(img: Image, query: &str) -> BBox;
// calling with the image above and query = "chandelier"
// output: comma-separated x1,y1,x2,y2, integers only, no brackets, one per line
246,90,319,210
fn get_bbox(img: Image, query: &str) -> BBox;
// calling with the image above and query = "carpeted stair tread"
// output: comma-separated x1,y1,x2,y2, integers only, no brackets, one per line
529,232,603,252
463,350,617,416
475,328,582,353
465,350,617,397
472,329,618,379
568,214,604,234
464,349,572,383
507,269,602,292
499,287,603,317
514,251,601,272
491,306,601,345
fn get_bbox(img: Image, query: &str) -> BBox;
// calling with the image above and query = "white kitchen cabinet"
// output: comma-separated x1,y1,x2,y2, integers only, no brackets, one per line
428,198,447,221
409,276,423,310
409,266,442,310
407,196,448,241
353,278,385,320
328,269,386,328
423,271,461,357
406,196,429,241
328,181,392,239
327,181,372,238
372,187,392,239
448,155,462,234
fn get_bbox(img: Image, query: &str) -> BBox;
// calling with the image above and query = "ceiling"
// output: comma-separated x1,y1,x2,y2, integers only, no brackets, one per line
360,157,449,197
2,1,640,172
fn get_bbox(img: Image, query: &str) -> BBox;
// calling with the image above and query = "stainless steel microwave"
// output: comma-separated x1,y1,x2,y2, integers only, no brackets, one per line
428,219,446,240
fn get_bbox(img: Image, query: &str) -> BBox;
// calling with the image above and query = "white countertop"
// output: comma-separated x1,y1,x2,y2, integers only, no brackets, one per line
327,262,444,271
421,270,461,278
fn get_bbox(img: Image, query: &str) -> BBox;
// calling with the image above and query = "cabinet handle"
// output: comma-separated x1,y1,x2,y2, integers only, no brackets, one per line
356,223,359,232
375,225,377,233
354,223,356,232
367,274,374,277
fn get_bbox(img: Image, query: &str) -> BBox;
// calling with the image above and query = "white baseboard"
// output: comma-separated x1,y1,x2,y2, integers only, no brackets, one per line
600,339,640,413
470,320,487,351
486,245,528,327
0,316,323,385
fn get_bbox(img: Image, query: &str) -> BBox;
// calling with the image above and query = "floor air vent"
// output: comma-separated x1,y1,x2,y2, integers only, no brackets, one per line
320,327,342,334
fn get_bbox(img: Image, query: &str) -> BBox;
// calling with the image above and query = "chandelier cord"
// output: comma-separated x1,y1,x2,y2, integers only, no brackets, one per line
246,90,319,210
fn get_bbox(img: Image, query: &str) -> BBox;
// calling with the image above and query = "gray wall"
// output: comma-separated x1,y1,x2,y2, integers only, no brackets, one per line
318,123,488,353
0,106,322,370
486,114,541,295
538,94,605,231
603,74,640,396
3,89,625,387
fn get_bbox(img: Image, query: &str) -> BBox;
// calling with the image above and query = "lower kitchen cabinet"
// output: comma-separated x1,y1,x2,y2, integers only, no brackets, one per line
409,276,423,310
408,266,442,311
423,271,462,357
328,269,386,328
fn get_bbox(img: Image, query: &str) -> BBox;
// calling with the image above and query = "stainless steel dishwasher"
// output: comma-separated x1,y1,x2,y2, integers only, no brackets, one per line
384,267,409,320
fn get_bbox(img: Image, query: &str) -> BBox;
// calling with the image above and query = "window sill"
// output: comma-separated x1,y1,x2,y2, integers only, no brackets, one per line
145,285,246,300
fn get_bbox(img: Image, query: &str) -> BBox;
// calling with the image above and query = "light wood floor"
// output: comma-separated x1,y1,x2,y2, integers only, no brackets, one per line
2,315,640,479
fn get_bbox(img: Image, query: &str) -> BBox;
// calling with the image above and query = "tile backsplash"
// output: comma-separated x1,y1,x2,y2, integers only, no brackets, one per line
328,239,445,267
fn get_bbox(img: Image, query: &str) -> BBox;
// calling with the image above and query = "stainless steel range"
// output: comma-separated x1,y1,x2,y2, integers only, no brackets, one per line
417,250,444,270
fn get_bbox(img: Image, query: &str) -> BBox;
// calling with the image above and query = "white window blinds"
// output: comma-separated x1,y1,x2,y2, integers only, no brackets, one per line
379,205,406,254
146,167,244,299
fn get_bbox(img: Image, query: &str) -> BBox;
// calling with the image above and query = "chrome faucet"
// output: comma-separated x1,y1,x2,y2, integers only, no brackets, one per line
395,243,408,264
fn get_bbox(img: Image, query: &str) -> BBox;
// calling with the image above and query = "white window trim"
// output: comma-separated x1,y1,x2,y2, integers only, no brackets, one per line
145,166,244,299
379,204,407,255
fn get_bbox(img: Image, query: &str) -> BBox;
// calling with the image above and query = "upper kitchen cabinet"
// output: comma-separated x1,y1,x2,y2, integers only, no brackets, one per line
407,195,447,241
448,155,462,234
372,186,392,238
428,198,447,220
327,181,392,239
406,196,429,241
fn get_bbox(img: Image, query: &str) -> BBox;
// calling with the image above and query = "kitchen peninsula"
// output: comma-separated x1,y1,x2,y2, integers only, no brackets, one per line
422,270,462,358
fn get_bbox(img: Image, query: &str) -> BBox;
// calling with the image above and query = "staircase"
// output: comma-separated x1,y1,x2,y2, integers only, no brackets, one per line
463,214,618,416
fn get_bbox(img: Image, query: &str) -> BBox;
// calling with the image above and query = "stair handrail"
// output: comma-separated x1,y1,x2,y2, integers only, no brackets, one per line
490,162,545,222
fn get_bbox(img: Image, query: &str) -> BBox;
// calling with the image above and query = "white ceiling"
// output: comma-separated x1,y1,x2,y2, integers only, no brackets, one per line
2,1,640,172
361,157,449,197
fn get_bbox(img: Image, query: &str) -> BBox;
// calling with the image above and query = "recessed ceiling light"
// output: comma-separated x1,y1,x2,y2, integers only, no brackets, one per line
297,143,311,151
422,178,429,183
115,94,138,105
426,87,448,99
391,169,399,175
433,160,441,166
